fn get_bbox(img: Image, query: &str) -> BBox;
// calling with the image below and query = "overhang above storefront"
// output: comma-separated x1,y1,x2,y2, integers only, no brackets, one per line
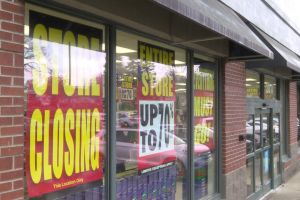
257,28,300,73
247,26,300,76
220,0,300,57
35,0,274,59
152,0,273,59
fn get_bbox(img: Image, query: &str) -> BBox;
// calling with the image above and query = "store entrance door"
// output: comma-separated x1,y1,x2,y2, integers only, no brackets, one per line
246,108,282,199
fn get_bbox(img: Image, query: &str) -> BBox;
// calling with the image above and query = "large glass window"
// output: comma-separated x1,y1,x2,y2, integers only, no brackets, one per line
116,30,187,199
25,7,106,199
246,70,260,98
193,58,216,199
264,75,277,100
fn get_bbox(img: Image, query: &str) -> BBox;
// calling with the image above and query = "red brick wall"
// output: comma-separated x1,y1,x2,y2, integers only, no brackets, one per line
222,61,247,174
0,1,24,199
288,81,297,145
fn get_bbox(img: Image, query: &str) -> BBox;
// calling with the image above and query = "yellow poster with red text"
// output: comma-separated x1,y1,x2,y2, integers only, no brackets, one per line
25,11,105,197
194,67,214,151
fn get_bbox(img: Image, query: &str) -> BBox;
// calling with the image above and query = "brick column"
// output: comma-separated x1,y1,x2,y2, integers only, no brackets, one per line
284,81,299,180
288,81,298,146
220,61,247,200
0,1,25,199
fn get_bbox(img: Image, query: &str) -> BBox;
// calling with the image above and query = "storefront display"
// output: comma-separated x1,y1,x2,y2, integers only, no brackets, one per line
137,41,176,173
24,5,218,200
193,59,216,199
116,30,188,199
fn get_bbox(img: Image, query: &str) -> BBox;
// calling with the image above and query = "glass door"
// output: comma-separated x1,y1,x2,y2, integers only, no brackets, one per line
261,111,272,190
272,113,281,187
246,108,281,199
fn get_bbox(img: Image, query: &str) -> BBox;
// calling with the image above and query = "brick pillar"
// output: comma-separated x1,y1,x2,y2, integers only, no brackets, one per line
0,1,25,199
288,81,298,146
220,61,247,200
284,81,299,180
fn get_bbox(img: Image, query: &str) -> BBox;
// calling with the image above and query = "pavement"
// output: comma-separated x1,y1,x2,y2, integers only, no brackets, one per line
262,171,300,200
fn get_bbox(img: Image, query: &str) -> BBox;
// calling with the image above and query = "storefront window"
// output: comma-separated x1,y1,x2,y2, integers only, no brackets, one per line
246,115,255,154
25,8,106,199
264,75,277,99
116,30,187,199
246,70,260,98
193,58,216,199
262,150,271,184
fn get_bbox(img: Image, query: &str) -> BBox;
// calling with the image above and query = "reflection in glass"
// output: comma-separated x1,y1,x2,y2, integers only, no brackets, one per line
193,61,215,199
262,150,271,184
273,148,280,178
262,114,270,147
116,31,187,200
255,154,262,191
273,114,280,144
246,158,254,196
249,115,261,150
246,115,254,154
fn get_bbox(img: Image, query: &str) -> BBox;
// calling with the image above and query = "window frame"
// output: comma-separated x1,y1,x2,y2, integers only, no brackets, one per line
25,2,221,200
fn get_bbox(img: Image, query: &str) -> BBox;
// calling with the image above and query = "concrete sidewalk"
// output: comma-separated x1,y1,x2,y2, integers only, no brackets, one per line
262,171,300,200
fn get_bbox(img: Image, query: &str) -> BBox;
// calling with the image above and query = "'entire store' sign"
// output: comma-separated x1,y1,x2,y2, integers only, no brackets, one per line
137,41,176,174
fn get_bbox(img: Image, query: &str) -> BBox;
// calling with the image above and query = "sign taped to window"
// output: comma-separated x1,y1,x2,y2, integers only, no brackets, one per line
25,11,105,197
137,41,176,173
193,67,215,151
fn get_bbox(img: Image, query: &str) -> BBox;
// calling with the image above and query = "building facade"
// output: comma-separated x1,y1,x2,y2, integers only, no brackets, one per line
0,0,299,200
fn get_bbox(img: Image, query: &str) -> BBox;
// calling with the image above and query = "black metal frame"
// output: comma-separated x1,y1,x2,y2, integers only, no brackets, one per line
245,70,284,200
105,25,117,200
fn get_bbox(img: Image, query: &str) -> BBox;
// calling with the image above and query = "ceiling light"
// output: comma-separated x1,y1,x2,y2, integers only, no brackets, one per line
116,46,136,54
175,60,185,65
175,89,186,92
24,25,29,36
246,78,256,81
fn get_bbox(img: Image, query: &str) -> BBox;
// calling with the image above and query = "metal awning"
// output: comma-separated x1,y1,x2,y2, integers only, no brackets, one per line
152,0,273,59
220,0,300,57
256,28,300,73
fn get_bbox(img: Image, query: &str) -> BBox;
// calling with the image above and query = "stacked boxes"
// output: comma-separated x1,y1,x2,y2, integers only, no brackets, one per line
60,165,178,199
182,155,208,199
117,165,177,200
194,156,208,199
117,178,128,199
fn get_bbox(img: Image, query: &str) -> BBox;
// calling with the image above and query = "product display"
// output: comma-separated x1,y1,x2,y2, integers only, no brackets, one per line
117,158,177,200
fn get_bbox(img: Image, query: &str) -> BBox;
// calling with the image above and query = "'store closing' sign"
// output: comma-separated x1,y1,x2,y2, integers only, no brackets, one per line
25,11,105,197
137,41,176,173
